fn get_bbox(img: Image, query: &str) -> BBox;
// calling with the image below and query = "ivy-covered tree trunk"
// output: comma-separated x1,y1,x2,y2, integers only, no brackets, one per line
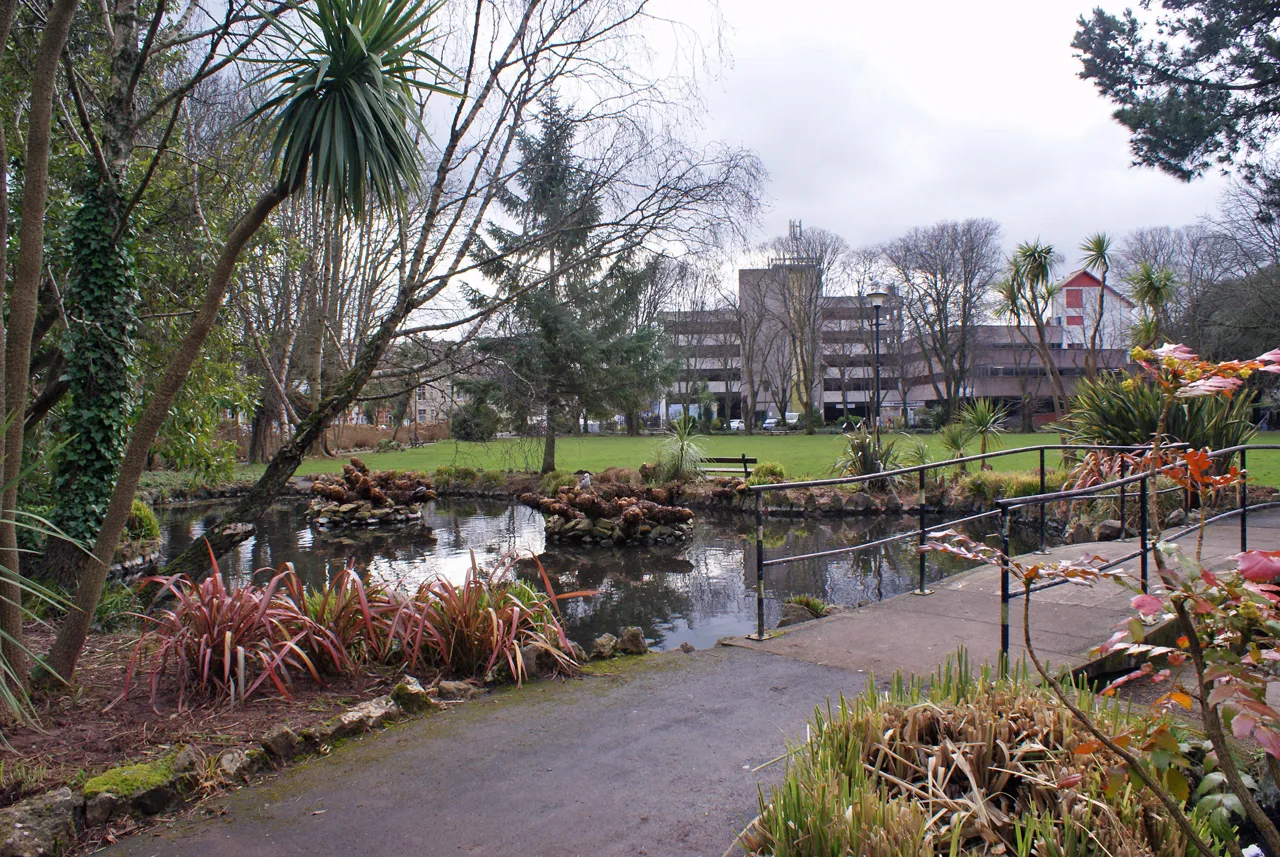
541,401,557,474
42,178,138,589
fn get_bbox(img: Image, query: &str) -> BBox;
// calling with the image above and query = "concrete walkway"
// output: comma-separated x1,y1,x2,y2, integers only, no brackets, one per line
727,509,1280,677
103,511,1280,857
107,647,866,857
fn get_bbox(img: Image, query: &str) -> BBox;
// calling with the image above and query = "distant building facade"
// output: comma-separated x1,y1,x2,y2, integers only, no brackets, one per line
663,260,1135,427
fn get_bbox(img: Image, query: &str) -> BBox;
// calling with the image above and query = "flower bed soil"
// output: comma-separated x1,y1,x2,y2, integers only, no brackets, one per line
0,624,406,812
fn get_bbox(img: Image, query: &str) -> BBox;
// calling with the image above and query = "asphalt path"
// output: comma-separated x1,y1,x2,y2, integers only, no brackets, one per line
107,646,865,857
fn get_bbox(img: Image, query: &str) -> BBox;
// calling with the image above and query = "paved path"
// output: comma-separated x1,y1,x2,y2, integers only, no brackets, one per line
105,511,1280,857
108,647,866,857
727,509,1280,677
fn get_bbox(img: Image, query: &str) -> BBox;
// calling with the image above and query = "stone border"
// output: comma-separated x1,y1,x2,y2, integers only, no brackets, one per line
0,677,478,857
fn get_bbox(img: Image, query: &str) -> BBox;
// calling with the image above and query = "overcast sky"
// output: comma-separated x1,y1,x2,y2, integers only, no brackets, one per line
693,0,1227,256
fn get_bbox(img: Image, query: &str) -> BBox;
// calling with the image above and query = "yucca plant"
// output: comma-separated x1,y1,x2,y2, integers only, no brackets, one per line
834,427,899,491
655,418,706,483
936,422,976,477
957,397,1008,455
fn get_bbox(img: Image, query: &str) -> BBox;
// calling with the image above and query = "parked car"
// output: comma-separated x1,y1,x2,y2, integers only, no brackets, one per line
728,419,744,431
761,418,779,431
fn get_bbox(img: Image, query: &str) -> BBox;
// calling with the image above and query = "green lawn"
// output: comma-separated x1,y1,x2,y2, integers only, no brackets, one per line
263,431,1280,487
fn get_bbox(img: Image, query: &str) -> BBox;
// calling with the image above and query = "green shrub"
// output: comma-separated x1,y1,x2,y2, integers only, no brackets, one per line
477,469,506,491
435,465,480,489
539,470,576,494
784,594,827,617
93,581,143,632
375,438,405,453
1061,373,1257,450
747,461,786,486
124,500,160,543
449,400,500,442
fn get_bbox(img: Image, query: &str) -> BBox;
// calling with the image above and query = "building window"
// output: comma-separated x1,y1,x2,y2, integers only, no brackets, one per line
1065,289,1083,309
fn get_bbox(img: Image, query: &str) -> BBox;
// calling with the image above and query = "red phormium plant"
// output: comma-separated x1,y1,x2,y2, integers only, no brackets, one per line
123,553,342,708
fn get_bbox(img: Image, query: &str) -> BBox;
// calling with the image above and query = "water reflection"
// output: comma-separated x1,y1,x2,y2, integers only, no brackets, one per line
157,499,1027,652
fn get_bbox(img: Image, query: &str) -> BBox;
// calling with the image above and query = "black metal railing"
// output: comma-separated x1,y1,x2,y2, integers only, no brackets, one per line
744,441,1259,644
992,443,1280,662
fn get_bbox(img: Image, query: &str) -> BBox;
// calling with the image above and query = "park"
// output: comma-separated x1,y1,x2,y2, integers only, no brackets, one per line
2,0,1280,856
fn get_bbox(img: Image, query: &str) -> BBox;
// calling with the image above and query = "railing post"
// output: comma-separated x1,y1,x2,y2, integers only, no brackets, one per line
742,453,749,479
999,505,1010,675
1139,475,1149,595
1038,447,1047,553
754,490,766,639
1118,457,1127,539
915,468,929,595
1240,448,1248,553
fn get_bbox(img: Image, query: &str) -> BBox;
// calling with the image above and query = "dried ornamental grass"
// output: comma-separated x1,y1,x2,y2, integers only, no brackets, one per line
740,657,1225,857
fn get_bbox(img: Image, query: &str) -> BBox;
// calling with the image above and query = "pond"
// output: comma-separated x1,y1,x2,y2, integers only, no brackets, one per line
157,499,1037,652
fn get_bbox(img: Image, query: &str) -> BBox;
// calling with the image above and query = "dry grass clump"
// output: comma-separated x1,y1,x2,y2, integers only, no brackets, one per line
740,656,1224,857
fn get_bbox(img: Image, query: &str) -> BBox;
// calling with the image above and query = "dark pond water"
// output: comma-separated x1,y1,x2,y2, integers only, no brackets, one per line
157,499,1036,652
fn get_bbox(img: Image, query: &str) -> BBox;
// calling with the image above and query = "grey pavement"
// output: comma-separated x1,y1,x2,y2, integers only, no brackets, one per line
105,510,1280,857
107,647,866,857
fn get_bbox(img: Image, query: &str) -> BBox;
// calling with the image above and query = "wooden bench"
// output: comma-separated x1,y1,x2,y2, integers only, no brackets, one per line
704,455,757,478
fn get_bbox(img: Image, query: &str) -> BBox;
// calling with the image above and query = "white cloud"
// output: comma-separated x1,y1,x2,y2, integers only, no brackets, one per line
689,0,1226,252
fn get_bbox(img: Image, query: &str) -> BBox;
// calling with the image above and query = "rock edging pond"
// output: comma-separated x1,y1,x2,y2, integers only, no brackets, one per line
520,484,695,546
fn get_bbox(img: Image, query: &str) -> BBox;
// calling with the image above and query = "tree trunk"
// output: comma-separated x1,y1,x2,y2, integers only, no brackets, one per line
541,402,557,474
3,0,85,681
46,185,287,682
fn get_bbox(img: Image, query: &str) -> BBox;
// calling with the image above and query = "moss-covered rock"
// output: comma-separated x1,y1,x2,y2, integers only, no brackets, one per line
82,758,173,800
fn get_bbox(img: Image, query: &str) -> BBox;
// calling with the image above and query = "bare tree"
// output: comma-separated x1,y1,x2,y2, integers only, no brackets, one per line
761,226,849,433
882,219,1001,420
152,0,764,578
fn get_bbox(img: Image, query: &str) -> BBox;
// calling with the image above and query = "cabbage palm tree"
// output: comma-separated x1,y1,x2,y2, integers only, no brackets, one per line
48,0,457,681
1127,262,1177,348
1079,232,1113,379
1002,241,1069,416
958,398,1008,456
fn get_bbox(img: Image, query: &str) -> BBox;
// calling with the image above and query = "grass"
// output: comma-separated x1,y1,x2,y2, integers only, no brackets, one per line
163,430,1280,489
279,431,1280,487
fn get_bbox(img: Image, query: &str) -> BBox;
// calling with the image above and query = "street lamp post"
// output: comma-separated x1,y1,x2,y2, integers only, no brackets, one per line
867,290,889,450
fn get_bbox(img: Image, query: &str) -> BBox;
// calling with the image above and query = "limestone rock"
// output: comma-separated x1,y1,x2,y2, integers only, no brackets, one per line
216,749,258,782
679,642,695,654
1165,508,1187,527
390,676,441,714
0,787,80,857
84,792,117,827
617,627,648,656
1066,521,1091,544
802,493,819,514
437,680,481,701
1094,519,1124,541
591,633,619,659
778,603,816,628
820,604,850,617
262,724,302,761
847,492,874,512
332,696,397,738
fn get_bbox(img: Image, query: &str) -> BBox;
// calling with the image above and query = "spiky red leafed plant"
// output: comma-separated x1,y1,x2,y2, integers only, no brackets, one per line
280,561,397,673
387,553,579,684
123,548,342,708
